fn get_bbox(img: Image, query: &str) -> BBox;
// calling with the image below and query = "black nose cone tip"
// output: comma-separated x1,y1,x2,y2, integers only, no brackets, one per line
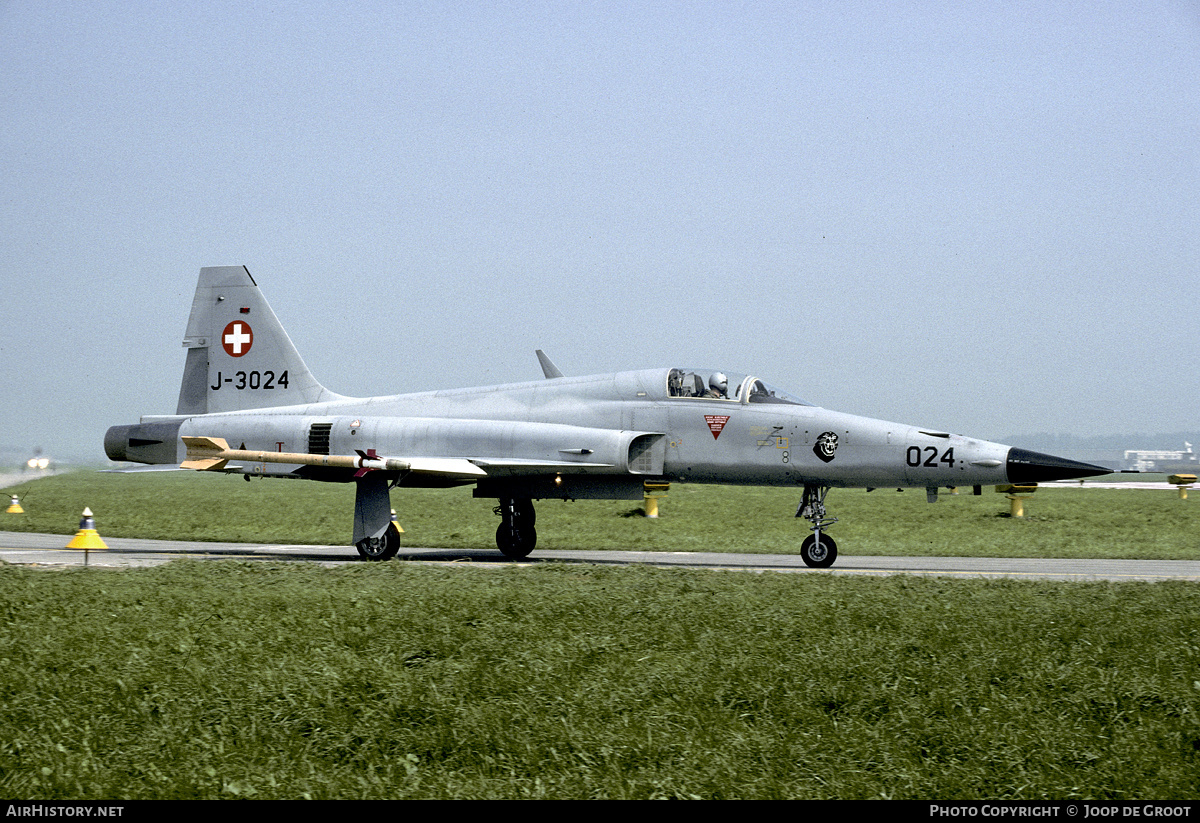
1006,447,1112,484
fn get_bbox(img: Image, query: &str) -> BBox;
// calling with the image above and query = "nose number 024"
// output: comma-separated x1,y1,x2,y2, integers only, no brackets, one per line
907,445,955,469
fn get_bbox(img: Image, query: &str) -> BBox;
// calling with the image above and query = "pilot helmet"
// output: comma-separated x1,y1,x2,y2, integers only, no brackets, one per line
709,372,728,394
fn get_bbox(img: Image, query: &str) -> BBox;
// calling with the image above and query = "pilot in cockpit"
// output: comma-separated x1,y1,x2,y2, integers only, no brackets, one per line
706,372,728,399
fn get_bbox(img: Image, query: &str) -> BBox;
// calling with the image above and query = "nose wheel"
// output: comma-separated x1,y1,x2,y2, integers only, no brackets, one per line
796,484,838,568
800,532,837,568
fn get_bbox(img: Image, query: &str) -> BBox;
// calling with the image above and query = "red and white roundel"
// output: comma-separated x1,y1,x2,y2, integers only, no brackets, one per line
221,321,254,357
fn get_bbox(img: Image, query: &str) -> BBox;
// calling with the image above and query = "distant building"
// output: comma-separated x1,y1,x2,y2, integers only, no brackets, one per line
1123,443,1197,473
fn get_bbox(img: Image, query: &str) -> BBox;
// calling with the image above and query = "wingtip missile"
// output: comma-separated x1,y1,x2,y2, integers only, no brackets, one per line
179,436,488,478
181,436,412,474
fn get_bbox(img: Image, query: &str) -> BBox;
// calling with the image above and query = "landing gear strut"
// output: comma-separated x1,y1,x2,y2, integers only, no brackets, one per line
494,497,536,559
796,484,838,568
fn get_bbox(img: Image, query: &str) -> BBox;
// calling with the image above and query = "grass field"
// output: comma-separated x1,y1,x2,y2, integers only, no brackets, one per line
1,470,1197,559
1,471,1198,799
1,562,1199,799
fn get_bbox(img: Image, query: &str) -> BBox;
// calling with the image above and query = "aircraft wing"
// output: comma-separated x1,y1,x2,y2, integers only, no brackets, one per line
101,464,192,473
383,457,490,477
471,457,616,473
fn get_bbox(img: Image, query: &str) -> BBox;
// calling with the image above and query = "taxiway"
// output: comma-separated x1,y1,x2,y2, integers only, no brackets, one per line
2,531,1197,582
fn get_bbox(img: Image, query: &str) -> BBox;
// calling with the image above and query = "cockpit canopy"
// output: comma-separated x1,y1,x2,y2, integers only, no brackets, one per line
665,369,811,406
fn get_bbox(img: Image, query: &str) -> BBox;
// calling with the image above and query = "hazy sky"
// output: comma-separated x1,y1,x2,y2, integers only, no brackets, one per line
2,1,1197,462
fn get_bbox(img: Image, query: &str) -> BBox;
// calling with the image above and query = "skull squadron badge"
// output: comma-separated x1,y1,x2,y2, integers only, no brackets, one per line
813,431,839,463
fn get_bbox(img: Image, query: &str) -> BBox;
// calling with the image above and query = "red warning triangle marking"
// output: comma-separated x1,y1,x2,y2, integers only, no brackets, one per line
705,415,730,439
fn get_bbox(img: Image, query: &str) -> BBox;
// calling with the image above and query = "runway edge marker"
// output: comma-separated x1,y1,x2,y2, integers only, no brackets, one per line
66,507,108,550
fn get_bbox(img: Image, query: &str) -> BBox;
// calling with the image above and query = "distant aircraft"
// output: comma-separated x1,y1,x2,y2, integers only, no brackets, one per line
24,449,52,471
105,267,1110,567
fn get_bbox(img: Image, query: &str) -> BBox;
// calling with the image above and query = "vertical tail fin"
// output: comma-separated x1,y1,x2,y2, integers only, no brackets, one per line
176,266,345,415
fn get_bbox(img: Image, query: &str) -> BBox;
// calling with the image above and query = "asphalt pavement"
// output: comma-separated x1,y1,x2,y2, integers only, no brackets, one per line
2,530,1197,582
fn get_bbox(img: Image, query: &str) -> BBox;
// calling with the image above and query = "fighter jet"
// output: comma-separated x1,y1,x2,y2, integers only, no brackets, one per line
105,266,1110,567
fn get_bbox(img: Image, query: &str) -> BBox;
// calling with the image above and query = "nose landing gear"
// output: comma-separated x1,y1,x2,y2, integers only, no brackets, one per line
796,484,838,568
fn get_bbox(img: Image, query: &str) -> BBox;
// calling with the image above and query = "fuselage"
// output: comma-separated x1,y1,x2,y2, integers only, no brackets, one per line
114,366,1020,495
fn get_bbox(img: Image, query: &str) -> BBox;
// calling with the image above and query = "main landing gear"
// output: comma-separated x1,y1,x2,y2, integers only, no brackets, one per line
354,473,401,560
494,497,536,559
796,484,838,568
356,522,401,560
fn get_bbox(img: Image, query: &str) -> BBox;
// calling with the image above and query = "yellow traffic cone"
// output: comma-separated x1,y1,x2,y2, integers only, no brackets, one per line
6,495,23,514
390,508,405,534
66,508,108,550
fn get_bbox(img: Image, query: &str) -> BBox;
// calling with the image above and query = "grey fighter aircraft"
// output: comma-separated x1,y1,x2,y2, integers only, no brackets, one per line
105,266,1110,567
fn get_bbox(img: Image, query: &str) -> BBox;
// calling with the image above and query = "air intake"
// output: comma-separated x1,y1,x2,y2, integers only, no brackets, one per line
308,423,333,455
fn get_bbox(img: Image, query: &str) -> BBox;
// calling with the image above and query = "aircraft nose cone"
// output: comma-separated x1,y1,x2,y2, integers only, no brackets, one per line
1006,447,1111,484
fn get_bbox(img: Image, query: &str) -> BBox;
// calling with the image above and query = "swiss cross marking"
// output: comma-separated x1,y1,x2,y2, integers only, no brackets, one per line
222,321,253,357
705,415,730,440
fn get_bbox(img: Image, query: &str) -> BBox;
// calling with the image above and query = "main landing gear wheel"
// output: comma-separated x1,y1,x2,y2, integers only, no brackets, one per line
495,497,537,559
356,523,401,561
800,533,837,568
